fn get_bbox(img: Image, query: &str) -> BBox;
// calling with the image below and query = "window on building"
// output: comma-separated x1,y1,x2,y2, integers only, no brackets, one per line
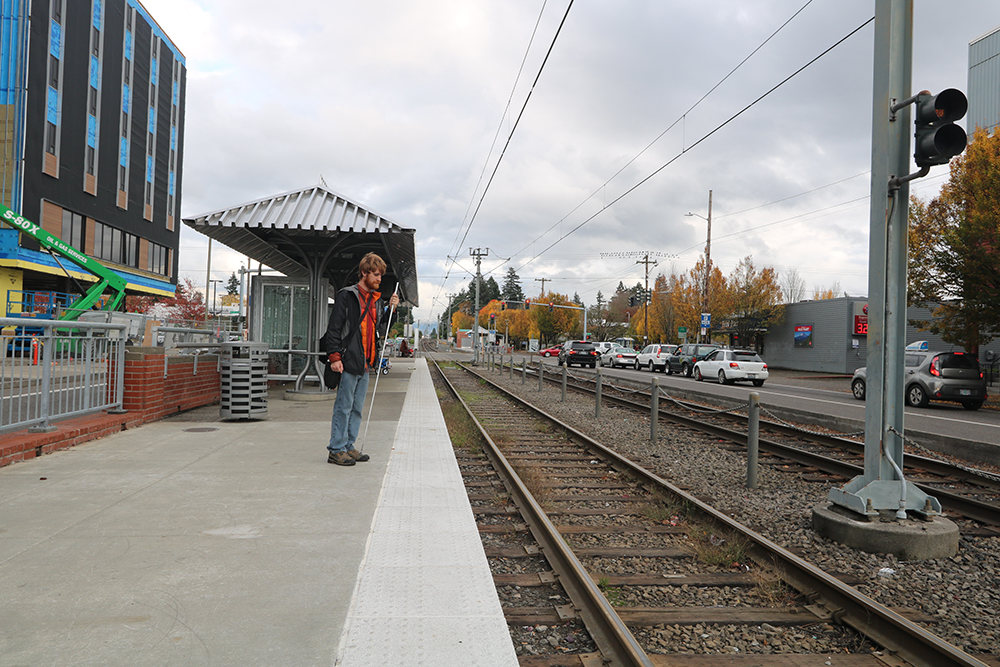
86,147,95,175
148,242,167,275
51,0,61,21
121,111,128,135
89,87,98,115
49,55,59,88
46,123,57,154
123,58,130,85
60,210,84,249
92,27,100,56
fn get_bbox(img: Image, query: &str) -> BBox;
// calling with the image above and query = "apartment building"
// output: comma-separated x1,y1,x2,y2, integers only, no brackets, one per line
1,0,185,313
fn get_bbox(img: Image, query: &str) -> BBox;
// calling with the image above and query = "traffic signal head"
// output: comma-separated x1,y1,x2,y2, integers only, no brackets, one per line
629,296,637,308
525,298,530,307
548,302,554,312
500,302,505,311
913,89,968,167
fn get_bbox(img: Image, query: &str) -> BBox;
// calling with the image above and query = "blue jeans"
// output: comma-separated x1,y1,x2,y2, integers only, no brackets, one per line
328,370,370,453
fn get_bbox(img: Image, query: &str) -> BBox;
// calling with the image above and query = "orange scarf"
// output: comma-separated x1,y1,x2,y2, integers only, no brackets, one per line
358,287,381,367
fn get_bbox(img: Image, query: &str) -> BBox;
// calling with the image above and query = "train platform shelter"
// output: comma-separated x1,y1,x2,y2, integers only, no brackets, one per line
0,358,519,666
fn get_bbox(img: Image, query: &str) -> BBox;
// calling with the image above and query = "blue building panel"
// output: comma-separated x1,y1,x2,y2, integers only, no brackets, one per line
90,54,100,88
49,20,60,57
87,115,98,147
119,136,128,166
93,0,102,28
46,86,59,124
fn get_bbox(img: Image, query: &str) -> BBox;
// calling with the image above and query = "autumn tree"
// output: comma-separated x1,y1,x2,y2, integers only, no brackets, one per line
908,127,1000,352
670,256,728,342
725,256,783,349
811,281,841,300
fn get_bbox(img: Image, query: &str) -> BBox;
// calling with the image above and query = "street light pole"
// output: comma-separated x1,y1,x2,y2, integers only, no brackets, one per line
686,190,713,343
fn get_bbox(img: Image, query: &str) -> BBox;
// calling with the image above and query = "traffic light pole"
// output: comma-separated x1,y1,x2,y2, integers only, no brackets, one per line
827,0,941,519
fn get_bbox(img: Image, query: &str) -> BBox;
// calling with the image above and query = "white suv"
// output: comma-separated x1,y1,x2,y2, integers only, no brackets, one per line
637,344,680,373
594,341,615,356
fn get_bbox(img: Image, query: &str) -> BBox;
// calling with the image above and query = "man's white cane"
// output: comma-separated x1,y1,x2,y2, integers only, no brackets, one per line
359,284,398,453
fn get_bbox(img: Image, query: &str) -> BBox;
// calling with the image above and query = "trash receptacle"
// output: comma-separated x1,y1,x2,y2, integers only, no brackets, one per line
220,341,268,419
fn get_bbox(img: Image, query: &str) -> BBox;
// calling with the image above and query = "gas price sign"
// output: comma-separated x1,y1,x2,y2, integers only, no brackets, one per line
853,302,868,335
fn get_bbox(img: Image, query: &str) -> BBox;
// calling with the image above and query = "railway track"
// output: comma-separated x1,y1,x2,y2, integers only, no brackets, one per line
431,357,993,667
485,355,1000,531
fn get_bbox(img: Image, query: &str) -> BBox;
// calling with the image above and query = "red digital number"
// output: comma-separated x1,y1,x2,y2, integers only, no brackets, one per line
855,322,868,334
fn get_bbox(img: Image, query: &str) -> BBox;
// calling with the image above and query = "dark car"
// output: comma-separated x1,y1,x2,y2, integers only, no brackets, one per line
558,340,599,368
851,342,987,410
667,343,721,377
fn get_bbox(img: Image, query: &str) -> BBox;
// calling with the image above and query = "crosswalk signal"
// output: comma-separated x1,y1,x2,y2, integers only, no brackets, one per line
913,89,968,167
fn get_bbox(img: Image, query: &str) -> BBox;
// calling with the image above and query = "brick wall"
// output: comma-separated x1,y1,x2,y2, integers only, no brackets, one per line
0,348,221,468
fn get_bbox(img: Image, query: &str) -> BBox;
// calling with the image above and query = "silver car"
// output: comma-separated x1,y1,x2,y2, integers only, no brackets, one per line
851,344,987,410
600,345,639,369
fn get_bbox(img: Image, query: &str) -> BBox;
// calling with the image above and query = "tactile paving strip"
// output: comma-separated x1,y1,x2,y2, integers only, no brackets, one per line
336,359,519,667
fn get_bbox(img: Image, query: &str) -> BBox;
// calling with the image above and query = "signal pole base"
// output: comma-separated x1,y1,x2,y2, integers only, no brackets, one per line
812,502,958,561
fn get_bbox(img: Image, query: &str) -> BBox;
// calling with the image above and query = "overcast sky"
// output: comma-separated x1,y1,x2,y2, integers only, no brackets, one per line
141,0,1000,324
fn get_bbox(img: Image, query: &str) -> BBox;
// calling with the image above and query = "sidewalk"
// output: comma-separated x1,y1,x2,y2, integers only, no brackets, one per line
0,358,517,667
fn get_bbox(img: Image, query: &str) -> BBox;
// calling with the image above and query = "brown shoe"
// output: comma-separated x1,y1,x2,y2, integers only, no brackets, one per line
347,449,370,462
328,451,356,466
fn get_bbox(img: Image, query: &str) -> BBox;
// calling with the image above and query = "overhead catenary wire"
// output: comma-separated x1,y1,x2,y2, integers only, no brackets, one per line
499,0,818,271
434,0,553,306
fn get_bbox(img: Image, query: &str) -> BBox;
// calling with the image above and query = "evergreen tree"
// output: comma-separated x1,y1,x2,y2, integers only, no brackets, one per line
501,268,525,306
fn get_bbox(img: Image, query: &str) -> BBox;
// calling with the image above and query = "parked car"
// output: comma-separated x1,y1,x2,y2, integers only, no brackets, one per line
667,343,721,377
636,344,680,373
539,345,562,358
693,349,768,386
558,340,599,368
851,342,987,410
600,345,639,369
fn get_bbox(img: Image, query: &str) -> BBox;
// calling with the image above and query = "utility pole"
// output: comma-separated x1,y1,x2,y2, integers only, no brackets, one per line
445,292,455,341
470,248,489,364
635,253,658,346
686,190,712,343
534,277,548,296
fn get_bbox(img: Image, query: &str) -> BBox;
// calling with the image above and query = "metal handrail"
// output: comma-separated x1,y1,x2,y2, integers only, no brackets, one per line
1,317,127,433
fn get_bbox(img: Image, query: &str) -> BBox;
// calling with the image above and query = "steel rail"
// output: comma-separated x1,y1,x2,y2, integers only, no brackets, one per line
519,360,1000,527
434,360,654,667
451,359,990,667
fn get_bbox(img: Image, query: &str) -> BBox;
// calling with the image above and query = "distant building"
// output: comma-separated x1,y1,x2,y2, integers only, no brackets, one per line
968,24,1000,136
1,0,185,315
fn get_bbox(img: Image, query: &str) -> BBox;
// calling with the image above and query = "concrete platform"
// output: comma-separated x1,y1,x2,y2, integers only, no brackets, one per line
0,358,518,667
812,503,960,561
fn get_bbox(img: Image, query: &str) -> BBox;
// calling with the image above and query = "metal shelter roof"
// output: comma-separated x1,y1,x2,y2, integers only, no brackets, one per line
182,184,418,305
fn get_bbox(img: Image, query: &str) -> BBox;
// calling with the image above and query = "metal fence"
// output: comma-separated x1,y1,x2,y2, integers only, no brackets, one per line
0,317,127,434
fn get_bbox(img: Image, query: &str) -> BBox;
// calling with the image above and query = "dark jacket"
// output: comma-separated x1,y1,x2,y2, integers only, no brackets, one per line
324,284,396,376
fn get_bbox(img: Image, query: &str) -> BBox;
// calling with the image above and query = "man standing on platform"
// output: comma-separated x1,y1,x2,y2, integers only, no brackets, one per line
325,252,399,466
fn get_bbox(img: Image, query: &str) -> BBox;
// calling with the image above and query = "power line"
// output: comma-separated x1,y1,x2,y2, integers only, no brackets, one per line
432,0,574,319
509,15,876,276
